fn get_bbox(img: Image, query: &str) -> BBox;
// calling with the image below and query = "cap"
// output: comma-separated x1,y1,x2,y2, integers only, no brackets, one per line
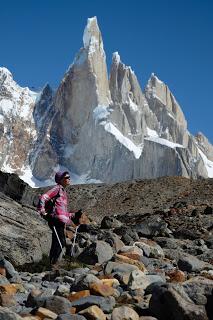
55,171,69,184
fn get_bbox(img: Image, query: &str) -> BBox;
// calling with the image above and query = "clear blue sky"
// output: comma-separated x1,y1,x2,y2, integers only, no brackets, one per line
1,0,213,143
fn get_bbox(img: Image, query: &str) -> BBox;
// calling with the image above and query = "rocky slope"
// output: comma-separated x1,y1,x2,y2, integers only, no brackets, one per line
0,17,213,186
0,172,213,319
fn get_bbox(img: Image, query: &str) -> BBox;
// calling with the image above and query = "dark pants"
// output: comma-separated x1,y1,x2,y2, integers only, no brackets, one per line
48,218,66,265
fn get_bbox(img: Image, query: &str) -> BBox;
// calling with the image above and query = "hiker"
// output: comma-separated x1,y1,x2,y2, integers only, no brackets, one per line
38,171,76,266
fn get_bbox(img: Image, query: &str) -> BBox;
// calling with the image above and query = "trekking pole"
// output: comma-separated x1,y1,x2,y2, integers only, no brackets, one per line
71,225,79,257
53,226,66,256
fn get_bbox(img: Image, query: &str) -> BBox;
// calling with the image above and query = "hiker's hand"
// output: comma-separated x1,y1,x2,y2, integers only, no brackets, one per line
75,209,82,215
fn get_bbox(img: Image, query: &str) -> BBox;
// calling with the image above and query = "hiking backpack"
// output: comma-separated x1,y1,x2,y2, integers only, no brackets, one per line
35,190,60,221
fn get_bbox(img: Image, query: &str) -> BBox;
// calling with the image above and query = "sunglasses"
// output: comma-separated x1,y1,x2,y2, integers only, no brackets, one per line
64,176,70,180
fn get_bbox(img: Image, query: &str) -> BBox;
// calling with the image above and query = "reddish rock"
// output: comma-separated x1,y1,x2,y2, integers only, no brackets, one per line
89,282,115,297
79,305,106,320
114,254,146,272
0,293,16,307
0,268,6,277
0,284,18,295
35,307,57,319
119,252,141,261
68,290,90,302
166,269,186,283
79,212,90,225
65,230,74,240
100,278,120,287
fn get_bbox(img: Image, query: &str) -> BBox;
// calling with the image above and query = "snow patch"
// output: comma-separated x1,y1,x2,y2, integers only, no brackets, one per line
19,164,102,188
20,167,54,188
93,105,110,124
145,127,184,149
146,127,159,138
128,97,138,112
113,52,120,64
104,122,143,159
197,148,213,178
0,114,4,123
83,16,103,54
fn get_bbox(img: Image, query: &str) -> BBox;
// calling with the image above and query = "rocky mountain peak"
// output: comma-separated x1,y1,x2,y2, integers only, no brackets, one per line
145,73,188,144
195,132,213,161
112,51,121,65
0,67,13,84
83,16,104,52
0,18,213,185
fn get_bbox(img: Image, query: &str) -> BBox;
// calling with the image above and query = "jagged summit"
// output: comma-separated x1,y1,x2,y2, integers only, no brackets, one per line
83,16,104,52
112,52,121,65
0,67,13,80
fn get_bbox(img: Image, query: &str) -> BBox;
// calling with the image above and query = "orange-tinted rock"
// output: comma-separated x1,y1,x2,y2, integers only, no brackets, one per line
20,315,41,319
79,212,90,225
167,269,186,283
68,290,90,302
119,252,141,261
0,293,16,307
35,307,57,319
98,274,113,280
79,305,106,320
65,230,74,240
114,254,147,272
0,268,6,277
100,278,120,287
89,282,115,297
0,284,18,295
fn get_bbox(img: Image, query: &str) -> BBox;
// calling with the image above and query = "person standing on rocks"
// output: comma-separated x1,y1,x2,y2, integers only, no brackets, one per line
38,171,76,266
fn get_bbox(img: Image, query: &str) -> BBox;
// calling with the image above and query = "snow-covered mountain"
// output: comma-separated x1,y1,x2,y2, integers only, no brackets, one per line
0,17,213,187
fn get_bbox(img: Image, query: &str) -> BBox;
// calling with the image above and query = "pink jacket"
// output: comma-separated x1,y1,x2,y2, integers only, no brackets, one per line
38,184,73,224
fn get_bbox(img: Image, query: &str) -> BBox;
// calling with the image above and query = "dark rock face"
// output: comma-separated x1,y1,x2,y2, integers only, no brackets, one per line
149,284,208,320
0,176,51,266
78,241,113,264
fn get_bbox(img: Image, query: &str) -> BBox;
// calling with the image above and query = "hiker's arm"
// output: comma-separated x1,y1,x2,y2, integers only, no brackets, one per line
38,186,60,214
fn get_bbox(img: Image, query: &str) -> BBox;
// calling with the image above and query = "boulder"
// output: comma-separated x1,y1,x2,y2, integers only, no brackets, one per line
105,261,139,275
70,295,115,313
0,306,23,319
100,216,122,229
111,306,139,320
149,284,208,320
79,305,106,320
78,241,113,264
0,193,51,266
134,239,164,258
44,296,73,315
128,270,165,291
178,253,213,272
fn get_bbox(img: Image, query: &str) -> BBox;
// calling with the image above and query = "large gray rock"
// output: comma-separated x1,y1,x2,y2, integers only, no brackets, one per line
70,295,116,313
0,191,51,266
149,284,208,320
44,296,73,315
111,306,139,320
0,307,23,320
177,253,213,272
128,270,165,291
78,240,113,264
